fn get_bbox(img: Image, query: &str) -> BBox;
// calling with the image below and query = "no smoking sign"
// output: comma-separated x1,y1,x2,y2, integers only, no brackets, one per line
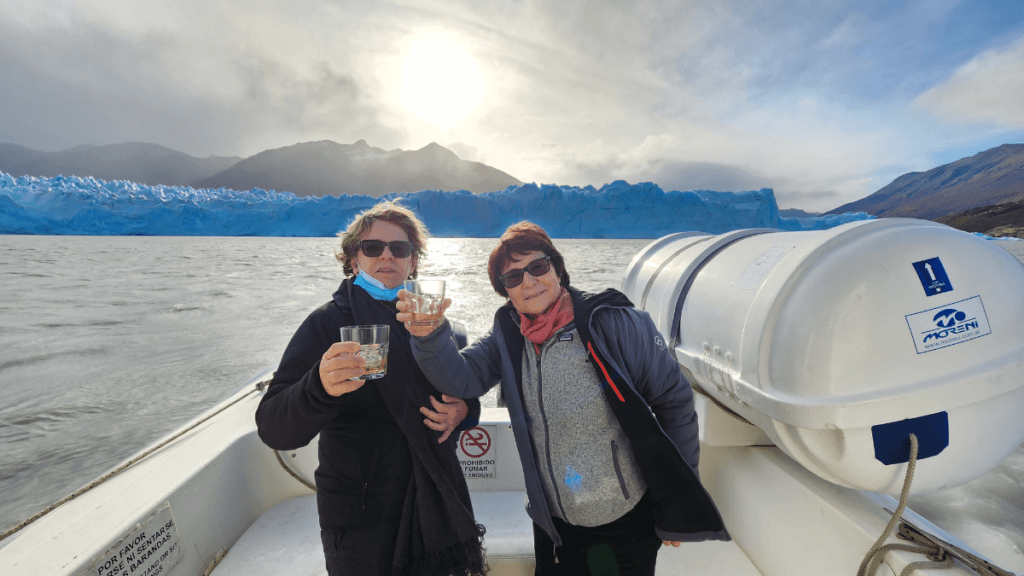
457,425,497,479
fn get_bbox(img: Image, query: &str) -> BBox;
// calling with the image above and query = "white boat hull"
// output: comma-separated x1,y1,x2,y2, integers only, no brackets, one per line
0,368,998,576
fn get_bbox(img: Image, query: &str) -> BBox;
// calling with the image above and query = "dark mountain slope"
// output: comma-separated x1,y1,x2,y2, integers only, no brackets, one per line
935,197,1024,238
193,140,522,197
0,142,241,186
828,144,1024,219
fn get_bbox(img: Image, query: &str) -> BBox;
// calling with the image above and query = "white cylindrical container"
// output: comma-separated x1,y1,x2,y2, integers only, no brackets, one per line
622,219,1024,495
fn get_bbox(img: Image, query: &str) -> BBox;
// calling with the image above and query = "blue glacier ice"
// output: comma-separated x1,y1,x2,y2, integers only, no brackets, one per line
0,171,873,238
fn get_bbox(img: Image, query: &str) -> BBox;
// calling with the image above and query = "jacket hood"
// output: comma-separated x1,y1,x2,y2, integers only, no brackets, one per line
332,278,353,314
567,286,634,324
497,286,634,324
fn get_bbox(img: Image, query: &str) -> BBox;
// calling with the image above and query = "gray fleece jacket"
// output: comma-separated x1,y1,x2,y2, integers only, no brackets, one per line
410,287,729,547
521,323,647,527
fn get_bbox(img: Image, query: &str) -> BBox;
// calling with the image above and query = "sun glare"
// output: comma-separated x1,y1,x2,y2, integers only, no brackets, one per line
401,42,483,128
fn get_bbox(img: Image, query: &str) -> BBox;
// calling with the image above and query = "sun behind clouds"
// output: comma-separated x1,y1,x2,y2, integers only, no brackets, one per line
400,40,483,128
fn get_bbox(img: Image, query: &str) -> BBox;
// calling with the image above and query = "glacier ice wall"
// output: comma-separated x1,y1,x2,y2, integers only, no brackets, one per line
0,172,873,237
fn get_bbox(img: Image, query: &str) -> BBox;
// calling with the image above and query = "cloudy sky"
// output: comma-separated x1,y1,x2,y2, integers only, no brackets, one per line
1,0,1022,212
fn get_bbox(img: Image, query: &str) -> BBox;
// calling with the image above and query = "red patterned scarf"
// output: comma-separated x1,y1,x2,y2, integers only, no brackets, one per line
520,288,575,344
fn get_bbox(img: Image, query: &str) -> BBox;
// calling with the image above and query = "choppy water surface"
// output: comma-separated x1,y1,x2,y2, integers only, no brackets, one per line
1,235,1022,570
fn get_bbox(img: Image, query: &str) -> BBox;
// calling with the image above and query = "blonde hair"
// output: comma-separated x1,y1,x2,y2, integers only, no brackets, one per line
335,200,429,278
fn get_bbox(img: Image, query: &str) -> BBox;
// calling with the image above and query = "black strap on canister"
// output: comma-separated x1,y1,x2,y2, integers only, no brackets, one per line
668,230,776,352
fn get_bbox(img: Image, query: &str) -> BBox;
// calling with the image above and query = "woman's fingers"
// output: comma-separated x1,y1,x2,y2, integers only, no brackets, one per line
420,397,461,442
396,296,452,337
441,395,468,422
420,400,451,423
421,417,447,432
324,347,366,375
395,289,411,313
428,394,449,412
420,405,449,434
324,340,361,358
319,341,367,396
324,380,365,397
436,428,455,444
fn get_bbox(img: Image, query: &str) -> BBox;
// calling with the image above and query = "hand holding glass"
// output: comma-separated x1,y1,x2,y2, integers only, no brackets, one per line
339,325,390,380
402,280,446,326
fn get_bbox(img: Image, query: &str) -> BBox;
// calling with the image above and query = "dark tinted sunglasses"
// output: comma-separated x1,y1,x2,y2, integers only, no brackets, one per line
499,256,552,289
358,240,413,258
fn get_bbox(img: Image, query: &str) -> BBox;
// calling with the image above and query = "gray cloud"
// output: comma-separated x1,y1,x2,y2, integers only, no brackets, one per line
914,35,1024,128
640,160,769,194
1,0,1022,212
773,189,845,212
570,157,768,194
0,0,403,156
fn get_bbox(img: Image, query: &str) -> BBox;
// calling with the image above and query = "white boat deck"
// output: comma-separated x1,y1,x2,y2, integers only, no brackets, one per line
2,376,1006,576
210,493,761,576
204,236,1024,576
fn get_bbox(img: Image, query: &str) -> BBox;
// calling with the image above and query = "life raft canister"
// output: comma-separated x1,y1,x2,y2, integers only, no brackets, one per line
622,219,1024,495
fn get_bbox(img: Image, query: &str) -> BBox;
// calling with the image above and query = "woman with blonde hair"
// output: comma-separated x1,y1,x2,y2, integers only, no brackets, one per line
257,201,486,576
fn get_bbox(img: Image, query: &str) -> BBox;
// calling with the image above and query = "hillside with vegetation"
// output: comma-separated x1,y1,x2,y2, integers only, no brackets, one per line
935,198,1024,239
828,144,1024,220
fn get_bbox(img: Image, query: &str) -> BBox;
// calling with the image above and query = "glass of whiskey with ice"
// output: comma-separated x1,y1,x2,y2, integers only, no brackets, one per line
339,324,390,380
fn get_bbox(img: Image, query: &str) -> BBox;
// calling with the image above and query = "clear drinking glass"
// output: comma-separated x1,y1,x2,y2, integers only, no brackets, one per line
339,324,390,380
403,279,446,326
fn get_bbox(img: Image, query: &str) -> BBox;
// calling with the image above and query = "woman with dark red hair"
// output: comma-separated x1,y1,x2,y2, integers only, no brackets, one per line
398,221,729,575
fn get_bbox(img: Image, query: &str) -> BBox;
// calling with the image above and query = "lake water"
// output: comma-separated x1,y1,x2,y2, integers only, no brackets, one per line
0,236,650,535
1,235,1022,570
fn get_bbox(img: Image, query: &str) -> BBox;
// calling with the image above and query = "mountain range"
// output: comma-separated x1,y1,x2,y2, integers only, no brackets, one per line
0,140,521,198
2,139,1022,231
0,142,241,187
828,143,1024,220
192,140,521,197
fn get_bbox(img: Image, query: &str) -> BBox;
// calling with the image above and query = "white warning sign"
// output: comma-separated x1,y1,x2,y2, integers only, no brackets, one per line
457,425,497,479
79,503,183,576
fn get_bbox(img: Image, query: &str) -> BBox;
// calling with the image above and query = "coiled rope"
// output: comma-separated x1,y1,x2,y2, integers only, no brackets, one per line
856,433,956,576
0,384,263,543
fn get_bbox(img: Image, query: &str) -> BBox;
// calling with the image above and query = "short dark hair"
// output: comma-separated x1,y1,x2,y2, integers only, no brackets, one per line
487,221,570,297
335,200,428,278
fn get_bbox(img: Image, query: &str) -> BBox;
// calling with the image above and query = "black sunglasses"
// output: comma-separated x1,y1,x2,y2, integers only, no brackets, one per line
499,256,553,289
358,240,413,258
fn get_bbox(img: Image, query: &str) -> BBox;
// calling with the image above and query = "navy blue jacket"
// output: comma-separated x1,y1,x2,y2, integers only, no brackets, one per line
411,287,728,545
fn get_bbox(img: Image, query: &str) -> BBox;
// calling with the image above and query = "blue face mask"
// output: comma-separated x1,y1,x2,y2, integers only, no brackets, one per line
354,270,403,301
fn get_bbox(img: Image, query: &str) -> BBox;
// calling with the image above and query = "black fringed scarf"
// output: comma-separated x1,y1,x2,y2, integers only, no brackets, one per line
345,282,487,576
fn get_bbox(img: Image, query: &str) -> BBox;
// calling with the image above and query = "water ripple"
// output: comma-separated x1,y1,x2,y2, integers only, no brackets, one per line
0,348,106,373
